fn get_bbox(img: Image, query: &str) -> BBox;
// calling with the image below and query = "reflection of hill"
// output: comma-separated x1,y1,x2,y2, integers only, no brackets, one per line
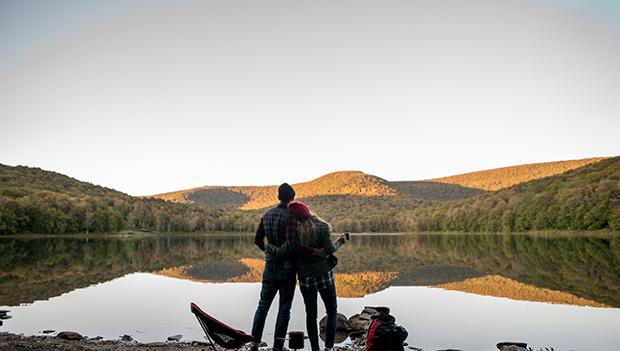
434,275,607,307
157,258,398,298
393,266,483,286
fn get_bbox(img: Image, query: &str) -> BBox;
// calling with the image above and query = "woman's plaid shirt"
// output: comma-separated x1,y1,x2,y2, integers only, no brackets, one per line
299,270,334,290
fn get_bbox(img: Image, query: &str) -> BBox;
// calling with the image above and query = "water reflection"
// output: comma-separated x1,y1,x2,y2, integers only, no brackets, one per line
1,233,619,307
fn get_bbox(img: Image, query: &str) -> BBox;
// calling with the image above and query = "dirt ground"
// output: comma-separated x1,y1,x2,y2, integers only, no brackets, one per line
0,334,217,351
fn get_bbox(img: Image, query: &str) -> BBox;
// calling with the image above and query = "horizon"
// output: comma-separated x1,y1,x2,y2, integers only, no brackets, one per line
2,0,620,196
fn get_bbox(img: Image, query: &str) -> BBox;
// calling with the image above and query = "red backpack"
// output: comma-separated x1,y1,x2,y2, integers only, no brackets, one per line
366,311,408,351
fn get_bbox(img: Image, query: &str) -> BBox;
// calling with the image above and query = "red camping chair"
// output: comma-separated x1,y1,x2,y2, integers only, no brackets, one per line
190,303,255,351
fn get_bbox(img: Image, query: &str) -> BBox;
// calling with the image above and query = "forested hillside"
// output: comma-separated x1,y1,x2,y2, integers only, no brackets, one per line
413,157,620,232
0,165,257,234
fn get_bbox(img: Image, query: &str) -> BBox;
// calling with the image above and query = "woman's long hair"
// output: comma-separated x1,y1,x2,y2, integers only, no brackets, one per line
297,212,334,247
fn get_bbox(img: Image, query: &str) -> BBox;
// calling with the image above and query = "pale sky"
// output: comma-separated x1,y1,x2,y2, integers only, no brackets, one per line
1,0,619,196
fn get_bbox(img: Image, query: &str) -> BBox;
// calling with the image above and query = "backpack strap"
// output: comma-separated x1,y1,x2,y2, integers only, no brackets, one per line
366,319,379,351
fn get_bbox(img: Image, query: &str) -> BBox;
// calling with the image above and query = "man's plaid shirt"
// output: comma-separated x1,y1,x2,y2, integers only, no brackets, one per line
299,270,334,290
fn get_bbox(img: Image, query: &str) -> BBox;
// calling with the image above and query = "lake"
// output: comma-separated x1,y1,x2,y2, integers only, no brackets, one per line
1,233,619,351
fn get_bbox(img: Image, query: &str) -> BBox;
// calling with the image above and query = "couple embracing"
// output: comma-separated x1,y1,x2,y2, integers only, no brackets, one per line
250,183,349,351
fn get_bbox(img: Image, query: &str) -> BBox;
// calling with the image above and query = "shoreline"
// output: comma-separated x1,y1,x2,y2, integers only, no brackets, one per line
2,230,619,239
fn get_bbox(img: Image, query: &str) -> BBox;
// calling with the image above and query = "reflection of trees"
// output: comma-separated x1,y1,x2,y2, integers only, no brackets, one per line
0,235,261,306
338,234,620,306
1,234,618,307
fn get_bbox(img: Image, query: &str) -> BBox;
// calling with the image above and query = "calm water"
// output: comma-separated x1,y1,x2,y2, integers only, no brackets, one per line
1,233,619,351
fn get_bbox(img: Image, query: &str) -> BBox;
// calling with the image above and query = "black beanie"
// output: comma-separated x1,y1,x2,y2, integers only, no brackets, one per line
278,183,295,202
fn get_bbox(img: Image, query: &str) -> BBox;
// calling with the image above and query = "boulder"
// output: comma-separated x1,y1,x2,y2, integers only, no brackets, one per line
42,330,55,334
120,334,133,342
89,336,103,341
319,313,350,331
497,342,527,350
0,315,11,320
167,334,182,342
56,331,83,340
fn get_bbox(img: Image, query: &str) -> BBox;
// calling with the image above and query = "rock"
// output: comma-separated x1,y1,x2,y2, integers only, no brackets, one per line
499,346,528,351
0,315,11,320
436,349,463,351
56,331,83,340
89,336,103,341
0,321,3,327
319,313,350,331
167,334,182,341
408,347,423,351
42,330,55,334
497,342,528,350
120,334,133,342
191,340,212,346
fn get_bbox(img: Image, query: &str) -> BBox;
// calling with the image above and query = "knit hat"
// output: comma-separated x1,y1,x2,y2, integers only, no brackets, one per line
288,201,311,221
278,183,296,202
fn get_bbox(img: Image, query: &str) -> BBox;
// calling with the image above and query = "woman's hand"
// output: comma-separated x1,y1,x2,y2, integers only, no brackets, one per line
337,232,349,245
312,248,327,257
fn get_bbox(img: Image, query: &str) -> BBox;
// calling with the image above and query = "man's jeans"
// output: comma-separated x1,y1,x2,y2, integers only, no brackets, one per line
251,262,296,350
300,279,338,351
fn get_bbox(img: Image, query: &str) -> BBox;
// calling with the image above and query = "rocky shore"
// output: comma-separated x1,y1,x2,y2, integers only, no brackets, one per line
0,307,541,351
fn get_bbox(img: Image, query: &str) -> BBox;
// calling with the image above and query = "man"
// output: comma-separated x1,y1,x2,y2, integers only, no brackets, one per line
250,183,298,351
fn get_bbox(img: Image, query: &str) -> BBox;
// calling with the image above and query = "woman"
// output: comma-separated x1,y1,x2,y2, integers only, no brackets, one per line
266,201,348,351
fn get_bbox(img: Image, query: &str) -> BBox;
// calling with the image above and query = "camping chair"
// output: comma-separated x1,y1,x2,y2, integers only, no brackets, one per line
190,302,255,351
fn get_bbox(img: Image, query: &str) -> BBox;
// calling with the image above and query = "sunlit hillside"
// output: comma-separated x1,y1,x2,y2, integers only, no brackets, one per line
149,171,397,210
431,157,606,191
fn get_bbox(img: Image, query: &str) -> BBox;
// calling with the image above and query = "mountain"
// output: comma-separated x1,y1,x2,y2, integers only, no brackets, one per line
430,157,606,191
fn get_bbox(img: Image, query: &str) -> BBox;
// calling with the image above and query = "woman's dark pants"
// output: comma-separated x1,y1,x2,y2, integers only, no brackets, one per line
300,279,338,351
